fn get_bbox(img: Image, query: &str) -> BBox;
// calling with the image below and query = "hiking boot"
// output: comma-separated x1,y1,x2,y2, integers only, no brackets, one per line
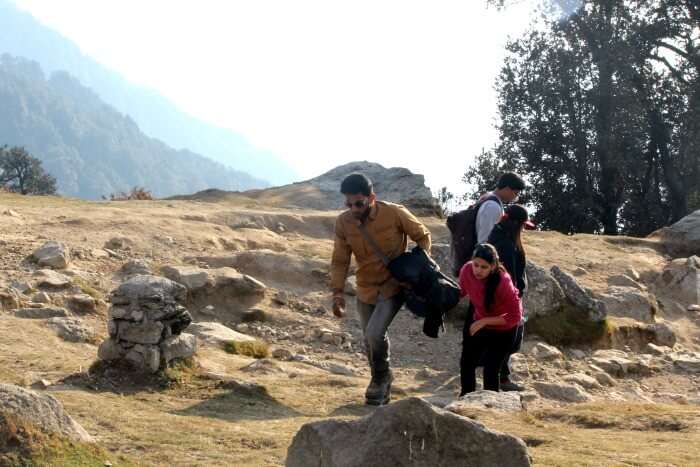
365,370,393,405
499,378,525,392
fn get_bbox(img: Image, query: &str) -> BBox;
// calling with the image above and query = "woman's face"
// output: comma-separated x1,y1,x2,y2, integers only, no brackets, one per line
472,257,496,280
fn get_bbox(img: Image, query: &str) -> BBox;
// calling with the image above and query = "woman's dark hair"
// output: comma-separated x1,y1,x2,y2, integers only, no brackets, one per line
472,243,504,312
500,204,528,260
340,173,373,196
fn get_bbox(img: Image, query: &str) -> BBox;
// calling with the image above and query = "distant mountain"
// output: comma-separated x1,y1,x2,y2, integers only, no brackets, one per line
0,54,267,199
0,0,297,186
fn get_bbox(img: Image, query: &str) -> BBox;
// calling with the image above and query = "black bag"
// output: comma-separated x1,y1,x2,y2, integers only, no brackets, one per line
446,194,502,277
357,224,460,327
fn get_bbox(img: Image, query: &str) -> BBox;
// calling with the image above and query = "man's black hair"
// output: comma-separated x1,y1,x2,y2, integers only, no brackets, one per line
340,173,373,196
497,172,526,191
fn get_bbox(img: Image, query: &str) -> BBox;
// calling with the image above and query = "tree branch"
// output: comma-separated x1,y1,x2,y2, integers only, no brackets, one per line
656,41,692,60
649,54,690,84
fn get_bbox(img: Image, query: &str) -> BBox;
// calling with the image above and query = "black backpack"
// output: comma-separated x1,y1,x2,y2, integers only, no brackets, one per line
446,194,501,277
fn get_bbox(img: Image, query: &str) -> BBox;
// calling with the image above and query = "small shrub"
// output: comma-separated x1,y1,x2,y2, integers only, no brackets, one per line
224,340,270,359
105,186,154,201
71,277,102,300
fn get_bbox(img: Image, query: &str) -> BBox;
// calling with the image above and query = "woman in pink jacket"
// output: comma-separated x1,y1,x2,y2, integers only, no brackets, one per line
458,243,523,395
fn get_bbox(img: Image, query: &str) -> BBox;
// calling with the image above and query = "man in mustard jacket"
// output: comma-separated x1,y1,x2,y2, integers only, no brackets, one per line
330,173,431,405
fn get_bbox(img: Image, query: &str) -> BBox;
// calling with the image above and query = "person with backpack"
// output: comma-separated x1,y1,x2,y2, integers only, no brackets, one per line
458,243,523,395
446,172,525,277
487,204,534,391
330,173,431,405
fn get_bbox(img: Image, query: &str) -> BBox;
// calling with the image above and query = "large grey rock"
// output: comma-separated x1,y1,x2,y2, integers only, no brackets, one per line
98,338,125,361
0,383,92,442
597,286,657,322
562,373,602,390
161,265,211,291
119,259,152,277
524,262,566,318
210,267,267,295
281,161,440,215
188,321,256,346
117,319,165,344
14,307,69,319
125,344,161,373
32,241,70,269
550,266,606,321
529,342,563,361
160,333,197,363
285,397,530,467
46,317,95,343
532,381,592,403
34,269,72,288
608,275,646,291
111,274,187,304
654,256,700,305
445,391,523,413
67,293,98,314
651,209,700,258
672,354,700,373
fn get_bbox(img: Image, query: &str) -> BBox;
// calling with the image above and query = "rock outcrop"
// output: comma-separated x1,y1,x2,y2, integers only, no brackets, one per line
0,383,92,443
654,256,700,305
98,275,196,373
286,397,530,467
241,161,440,215
650,209,700,258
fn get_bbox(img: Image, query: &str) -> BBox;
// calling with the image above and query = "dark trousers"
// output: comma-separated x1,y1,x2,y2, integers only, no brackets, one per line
500,323,524,380
465,304,523,381
460,317,519,395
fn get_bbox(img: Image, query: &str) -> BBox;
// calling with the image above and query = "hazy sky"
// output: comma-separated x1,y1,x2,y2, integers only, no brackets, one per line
13,0,536,195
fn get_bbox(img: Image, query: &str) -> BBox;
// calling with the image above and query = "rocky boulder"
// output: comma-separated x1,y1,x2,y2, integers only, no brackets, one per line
31,241,70,269
46,317,95,343
523,262,566,318
294,161,440,215
525,263,608,345
654,256,700,305
596,286,657,322
532,381,592,403
650,209,700,258
0,383,92,442
551,266,606,321
286,397,530,467
161,265,212,291
188,321,257,346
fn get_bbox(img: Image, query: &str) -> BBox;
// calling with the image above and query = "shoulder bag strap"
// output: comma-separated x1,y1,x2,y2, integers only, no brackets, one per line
357,222,391,267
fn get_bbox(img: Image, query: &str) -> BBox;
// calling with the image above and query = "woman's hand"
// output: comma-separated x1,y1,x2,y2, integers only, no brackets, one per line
469,319,487,336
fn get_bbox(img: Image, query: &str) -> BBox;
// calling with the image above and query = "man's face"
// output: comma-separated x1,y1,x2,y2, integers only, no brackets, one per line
345,193,375,220
503,188,521,203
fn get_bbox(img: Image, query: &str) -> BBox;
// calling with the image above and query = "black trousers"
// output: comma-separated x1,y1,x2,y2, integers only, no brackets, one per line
460,317,519,395
465,304,523,381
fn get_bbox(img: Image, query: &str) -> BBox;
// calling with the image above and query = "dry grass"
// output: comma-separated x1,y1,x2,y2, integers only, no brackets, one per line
223,340,270,359
0,412,137,467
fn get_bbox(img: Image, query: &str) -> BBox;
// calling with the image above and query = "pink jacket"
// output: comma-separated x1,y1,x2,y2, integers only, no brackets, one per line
459,261,523,331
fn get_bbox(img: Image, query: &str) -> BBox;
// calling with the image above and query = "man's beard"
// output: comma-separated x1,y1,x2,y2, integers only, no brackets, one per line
352,205,371,220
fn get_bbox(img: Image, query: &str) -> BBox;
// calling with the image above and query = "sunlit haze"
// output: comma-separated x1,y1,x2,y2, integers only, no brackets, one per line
13,0,536,195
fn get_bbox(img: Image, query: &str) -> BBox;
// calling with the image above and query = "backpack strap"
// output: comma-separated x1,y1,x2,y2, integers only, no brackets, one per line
357,222,391,267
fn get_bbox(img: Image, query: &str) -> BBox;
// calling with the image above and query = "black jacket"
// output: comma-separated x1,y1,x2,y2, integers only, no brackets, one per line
387,246,461,338
488,224,527,297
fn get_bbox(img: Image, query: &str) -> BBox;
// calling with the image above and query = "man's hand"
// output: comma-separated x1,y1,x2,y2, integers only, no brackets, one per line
332,294,346,318
469,319,487,336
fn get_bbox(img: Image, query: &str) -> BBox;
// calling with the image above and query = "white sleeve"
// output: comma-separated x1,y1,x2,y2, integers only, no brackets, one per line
476,200,503,243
